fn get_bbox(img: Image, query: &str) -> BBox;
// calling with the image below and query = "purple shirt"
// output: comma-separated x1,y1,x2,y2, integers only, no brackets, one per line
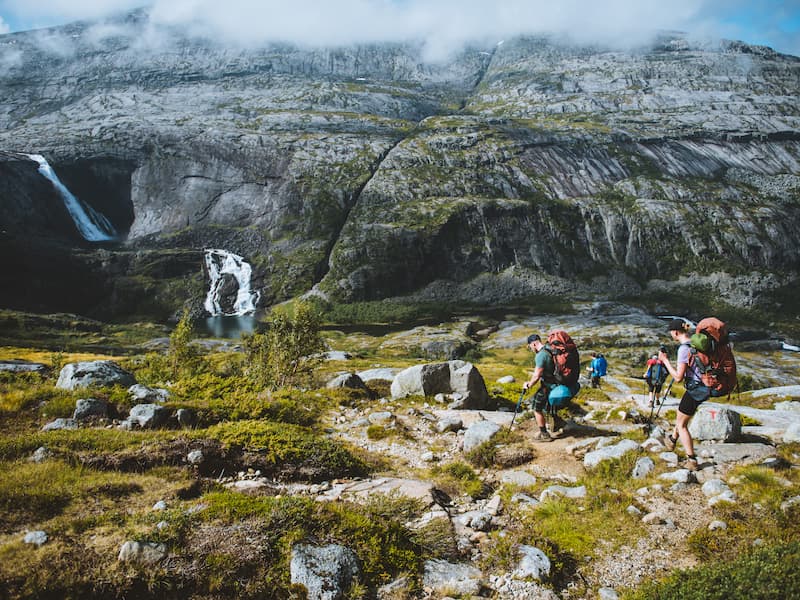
677,342,702,382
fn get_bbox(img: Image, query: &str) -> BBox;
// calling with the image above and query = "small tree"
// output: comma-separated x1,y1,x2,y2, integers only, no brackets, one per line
242,301,325,390
168,309,203,379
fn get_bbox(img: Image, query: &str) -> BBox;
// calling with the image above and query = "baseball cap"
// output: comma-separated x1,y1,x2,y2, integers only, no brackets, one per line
526,334,541,344
667,318,686,332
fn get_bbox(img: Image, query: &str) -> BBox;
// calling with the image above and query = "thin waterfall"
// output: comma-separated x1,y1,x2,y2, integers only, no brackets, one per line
204,249,260,316
26,154,117,242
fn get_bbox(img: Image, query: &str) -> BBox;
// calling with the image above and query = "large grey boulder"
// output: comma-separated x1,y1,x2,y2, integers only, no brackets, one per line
514,545,551,581
56,361,135,391
290,543,361,600
689,406,742,442
390,361,489,409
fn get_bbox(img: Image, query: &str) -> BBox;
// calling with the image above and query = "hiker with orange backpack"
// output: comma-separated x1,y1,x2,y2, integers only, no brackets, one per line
657,317,737,471
523,331,580,441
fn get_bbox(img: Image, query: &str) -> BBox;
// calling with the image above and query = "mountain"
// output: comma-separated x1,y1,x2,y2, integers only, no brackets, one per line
1,11,799,320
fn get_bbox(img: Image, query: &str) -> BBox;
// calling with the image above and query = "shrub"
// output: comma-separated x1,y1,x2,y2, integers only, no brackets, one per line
203,420,368,481
168,309,205,378
626,541,800,600
241,301,325,390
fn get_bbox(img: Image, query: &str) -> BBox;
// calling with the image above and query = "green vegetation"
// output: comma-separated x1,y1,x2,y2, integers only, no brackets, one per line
241,301,325,390
626,541,800,600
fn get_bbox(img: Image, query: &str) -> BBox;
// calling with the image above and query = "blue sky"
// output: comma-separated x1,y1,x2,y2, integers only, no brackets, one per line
0,0,798,57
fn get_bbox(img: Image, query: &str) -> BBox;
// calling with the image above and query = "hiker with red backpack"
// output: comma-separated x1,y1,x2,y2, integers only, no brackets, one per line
522,331,580,441
657,317,737,471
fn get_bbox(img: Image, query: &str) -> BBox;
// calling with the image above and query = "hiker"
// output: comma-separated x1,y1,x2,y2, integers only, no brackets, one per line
522,333,567,441
643,354,667,407
657,318,703,471
587,352,607,388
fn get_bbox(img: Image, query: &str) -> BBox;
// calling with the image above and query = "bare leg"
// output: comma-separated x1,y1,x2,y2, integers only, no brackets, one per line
674,411,694,457
534,411,546,429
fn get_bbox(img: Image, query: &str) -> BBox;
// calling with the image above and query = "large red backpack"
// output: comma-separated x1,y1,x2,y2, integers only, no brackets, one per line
689,317,737,396
545,330,580,387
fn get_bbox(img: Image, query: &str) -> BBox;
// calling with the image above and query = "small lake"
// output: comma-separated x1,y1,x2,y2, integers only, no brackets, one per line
200,315,263,339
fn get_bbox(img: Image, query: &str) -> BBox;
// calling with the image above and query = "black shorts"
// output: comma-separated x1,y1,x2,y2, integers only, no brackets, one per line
678,381,711,416
647,380,665,393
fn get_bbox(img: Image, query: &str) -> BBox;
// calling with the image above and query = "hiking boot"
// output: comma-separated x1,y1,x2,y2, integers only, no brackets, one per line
552,415,567,432
684,457,699,472
534,430,553,442
663,434,676,451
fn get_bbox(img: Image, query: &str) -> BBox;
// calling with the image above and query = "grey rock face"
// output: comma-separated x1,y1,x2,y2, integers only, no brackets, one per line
1,18,799,318
290,543,361,600
56,361,136,391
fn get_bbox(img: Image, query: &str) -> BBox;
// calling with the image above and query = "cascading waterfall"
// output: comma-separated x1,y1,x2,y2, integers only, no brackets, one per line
25,154,117,242
204,249,260,316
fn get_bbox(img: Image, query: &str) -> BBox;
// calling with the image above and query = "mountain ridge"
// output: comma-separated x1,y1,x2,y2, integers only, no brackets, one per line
0,13,799,320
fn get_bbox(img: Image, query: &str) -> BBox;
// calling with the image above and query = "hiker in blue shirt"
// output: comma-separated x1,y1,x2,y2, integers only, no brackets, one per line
587,352,607,388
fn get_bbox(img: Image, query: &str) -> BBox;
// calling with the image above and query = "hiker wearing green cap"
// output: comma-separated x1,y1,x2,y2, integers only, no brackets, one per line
658,318,704,471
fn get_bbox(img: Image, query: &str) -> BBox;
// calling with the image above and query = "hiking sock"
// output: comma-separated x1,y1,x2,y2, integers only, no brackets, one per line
687,454,697,461
539,426,548,434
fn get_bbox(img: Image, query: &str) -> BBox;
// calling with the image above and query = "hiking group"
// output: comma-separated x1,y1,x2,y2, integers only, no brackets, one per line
520,318,737,464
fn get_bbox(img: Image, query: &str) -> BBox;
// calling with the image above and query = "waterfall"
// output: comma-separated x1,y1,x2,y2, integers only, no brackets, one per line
26,154,117,242
204,249,260,316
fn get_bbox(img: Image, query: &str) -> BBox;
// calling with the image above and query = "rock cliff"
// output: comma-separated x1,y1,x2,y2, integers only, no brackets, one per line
0,12,798,319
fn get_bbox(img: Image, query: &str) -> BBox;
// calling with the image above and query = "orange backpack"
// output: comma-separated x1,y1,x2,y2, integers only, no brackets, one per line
689,317,737,396
545,330,580,387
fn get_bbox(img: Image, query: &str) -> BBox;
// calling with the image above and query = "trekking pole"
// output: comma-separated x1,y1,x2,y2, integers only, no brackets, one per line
509,389,527,430
653,378,674,422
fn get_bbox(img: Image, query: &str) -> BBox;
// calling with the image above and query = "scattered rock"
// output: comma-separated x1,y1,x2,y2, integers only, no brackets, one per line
463,420,501,453
176,408,197,428
42,418,78,431
122,404,171,429
118,541,167,564
357,368,399,382
187,450,204,465
513,545,551,581
701,479,732,498
540,485,587,501
500,471,537,488
583,439,640,468
632,457,655,479
327,373,369,391
73,398,108,421
23,531,48,547
128,384,170,403
368,411,394,425
436,417,463,433
423,559,483,597
290,543,361,600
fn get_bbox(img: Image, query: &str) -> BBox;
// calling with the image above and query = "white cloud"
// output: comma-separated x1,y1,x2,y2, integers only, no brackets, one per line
0,15,11,34
0,0,796,56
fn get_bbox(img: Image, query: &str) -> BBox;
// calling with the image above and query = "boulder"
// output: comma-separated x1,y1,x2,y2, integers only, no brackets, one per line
583,439,640,468
56,361,135,390
539,485,587,502
391,361,489,409
42,418,78,431
23,531,48,546
326,373,369,391
290,543,361,600
514,545,551,581
118,541,167,564
422,559,483,597
176,408,197,428
688,406,741,442
463,420,501,453
356,368,399,382
0,360,48,374
632,457,655,479
123,404,171,429
436,417,463,433
73,398,108,421
128,384,170,403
